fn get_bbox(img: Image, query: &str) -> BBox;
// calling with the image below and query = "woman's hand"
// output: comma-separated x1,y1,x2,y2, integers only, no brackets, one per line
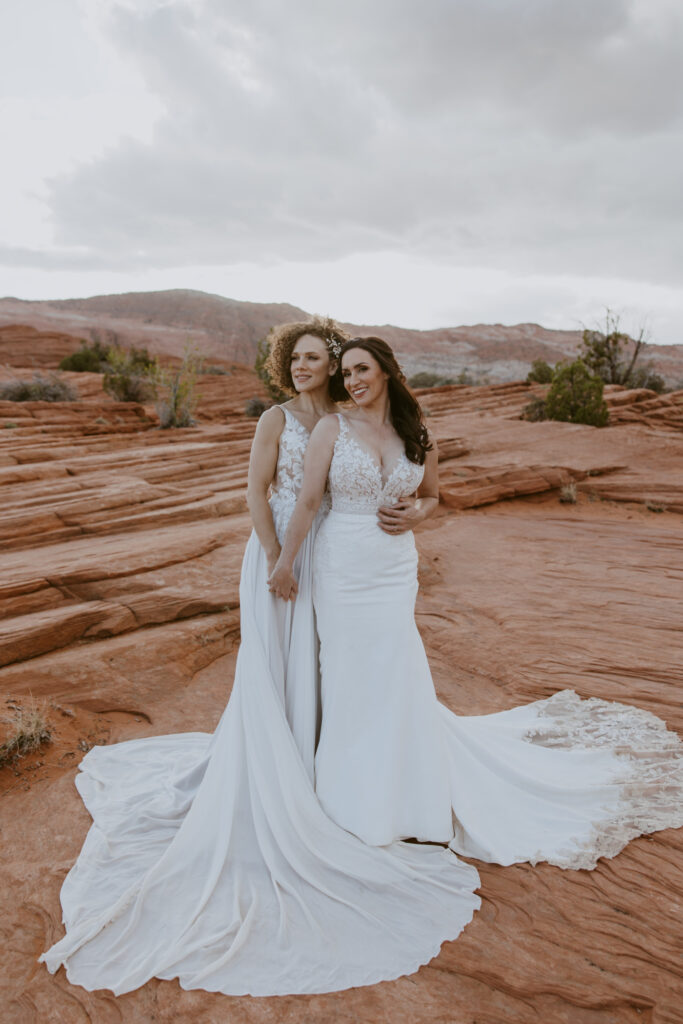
266,543,281,579
268,559,299,601
377,496,425,534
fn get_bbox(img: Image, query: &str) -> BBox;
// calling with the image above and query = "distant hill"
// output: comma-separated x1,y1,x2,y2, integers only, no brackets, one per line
1,289,681,384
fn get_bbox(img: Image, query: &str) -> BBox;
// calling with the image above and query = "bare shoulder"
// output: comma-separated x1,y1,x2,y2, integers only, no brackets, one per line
255,403,286,440
309,412,341,447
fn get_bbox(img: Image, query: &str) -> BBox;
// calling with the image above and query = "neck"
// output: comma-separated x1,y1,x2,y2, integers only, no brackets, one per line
292,386,337,417
356,390,391,426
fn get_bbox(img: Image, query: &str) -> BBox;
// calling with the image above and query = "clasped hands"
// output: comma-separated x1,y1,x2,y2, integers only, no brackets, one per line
268,496,421,601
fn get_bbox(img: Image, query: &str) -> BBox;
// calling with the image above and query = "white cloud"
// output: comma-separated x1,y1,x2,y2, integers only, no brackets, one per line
1,0,682,339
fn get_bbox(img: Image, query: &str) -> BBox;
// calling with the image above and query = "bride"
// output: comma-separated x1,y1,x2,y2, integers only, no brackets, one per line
39,319,483,997
270,335,683,865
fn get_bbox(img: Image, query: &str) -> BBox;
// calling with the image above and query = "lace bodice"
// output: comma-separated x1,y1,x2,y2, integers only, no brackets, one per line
329,414,424,514
269,406,329,536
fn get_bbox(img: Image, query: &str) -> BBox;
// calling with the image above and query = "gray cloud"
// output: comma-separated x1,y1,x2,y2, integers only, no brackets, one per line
11,0,682,283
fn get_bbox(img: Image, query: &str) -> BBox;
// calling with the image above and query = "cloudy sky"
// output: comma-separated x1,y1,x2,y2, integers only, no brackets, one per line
1,0,682,341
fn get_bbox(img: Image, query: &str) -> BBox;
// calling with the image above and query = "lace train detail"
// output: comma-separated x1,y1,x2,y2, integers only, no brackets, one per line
521,690,683,870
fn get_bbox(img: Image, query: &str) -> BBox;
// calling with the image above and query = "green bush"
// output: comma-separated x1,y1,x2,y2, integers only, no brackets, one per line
521,395,548,421
0,372,79,402
59,348,103,373
245,396,270,418
102,346,157,403
526,359,554,384
580,310,663,391
544,359,609,427
407,371,456,388
629,366,666,393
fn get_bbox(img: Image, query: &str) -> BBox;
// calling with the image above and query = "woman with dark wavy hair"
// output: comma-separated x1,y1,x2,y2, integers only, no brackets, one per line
270,335,448,842
270,334,683,865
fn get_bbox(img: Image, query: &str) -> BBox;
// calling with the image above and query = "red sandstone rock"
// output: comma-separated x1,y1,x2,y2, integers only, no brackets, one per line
1,371,682,1023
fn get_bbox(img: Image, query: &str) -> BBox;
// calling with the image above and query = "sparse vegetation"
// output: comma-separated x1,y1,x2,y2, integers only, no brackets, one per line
580,310,665,393
521,395,548,422
202,365,232,376
645,498,666,513
408,371,456,388
559,483,577,504
0,372,79,402
526,359,554,384
0,698,52,769
154,345,202,428
102,346,157,403
245,396,271,418
545,359,609,427
59,339,112,372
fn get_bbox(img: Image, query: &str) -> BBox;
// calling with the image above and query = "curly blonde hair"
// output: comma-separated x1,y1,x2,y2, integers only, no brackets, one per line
264,315,350,400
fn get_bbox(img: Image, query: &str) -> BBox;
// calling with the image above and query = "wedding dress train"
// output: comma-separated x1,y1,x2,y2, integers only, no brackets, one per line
313,414,683,867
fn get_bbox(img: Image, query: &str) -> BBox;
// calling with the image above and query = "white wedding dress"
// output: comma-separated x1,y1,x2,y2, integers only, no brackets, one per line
313,414,683,865
39,406,482,996
40,407,683,997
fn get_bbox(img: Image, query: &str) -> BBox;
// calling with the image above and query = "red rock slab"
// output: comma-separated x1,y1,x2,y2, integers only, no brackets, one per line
0,323,90,368
0,518,245,616
439,463,587,510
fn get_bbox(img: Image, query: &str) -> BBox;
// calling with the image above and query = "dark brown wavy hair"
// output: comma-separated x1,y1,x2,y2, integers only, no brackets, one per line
337,337,432,465
263,315,350,401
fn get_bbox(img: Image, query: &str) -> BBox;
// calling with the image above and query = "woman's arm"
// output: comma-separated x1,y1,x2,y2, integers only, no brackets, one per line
377,439,440,534
246,406,285,575
268,416,338,601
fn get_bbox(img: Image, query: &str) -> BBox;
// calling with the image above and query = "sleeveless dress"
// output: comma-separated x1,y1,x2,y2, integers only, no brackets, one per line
312,413,683,867
39,404,482,996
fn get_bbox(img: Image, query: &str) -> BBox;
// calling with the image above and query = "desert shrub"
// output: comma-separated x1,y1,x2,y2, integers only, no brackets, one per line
202,365,231,375
154,345,202,428
629,366,666,393
0,372,79,402
580,309,663,390
407,371,456,388
521,395,547,421
103,346,157,403
59,339,111,372
545,359,609,427
559,483,577,504
0,698,52,768
526,359,554,384
245,396,271,418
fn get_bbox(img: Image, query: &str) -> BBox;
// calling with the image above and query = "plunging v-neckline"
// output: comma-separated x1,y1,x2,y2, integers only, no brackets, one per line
340,417,405,489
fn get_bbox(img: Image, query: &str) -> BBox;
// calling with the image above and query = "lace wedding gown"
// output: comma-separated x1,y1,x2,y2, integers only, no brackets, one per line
39,406,482,996
313,414,683,867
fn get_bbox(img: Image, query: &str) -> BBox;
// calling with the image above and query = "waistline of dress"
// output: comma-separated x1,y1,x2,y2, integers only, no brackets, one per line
328,507,378,519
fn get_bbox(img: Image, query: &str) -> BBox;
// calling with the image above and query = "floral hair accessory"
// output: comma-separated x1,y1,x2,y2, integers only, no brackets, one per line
326,335,342,359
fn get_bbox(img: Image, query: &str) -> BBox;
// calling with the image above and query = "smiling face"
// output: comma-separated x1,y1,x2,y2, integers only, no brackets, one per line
341,347,389,406
290,334,334,392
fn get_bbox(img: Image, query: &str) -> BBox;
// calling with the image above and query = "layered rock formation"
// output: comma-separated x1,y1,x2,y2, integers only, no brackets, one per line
1,343,682,1024
2,290,682,384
